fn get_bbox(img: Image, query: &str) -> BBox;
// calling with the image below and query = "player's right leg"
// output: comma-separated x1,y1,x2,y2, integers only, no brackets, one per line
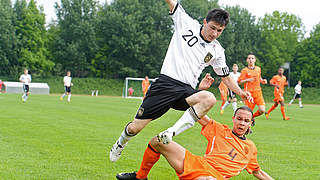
116,136,186,180
265,102,278,119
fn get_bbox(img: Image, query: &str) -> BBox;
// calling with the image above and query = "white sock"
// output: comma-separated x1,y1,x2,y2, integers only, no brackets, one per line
118,124,134,146
24,95,28,101
289,99,294,104
299,100,302,107
62,93,66,98
232,102,237,112
168,107,199,136
67,94,71,101
222,101,230,110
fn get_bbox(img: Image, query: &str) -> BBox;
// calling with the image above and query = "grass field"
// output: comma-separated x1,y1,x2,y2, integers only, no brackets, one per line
0,93,319,179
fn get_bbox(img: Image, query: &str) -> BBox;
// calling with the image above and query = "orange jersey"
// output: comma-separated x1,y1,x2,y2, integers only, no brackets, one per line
238,66,263,92
142,79,150,92
201,120,260,178
270,75,287,96
218,82,228,101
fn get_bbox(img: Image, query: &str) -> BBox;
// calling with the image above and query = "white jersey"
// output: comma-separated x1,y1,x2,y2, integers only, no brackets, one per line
229,72,241,84
64,76,72,87
160,3,229,89
19,74,32,85
294,84,302,94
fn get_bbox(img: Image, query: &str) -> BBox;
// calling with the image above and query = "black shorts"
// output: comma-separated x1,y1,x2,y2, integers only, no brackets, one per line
228,88,236,99
135,74,200,120
293,93,301,99
65,86,71,93
23,84,29,93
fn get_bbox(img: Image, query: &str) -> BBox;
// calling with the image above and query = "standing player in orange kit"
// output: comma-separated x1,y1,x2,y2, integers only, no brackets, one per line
116,106,273,180
265,68,290,120
141,76,150,99
218,81,228,114
238,53,267,118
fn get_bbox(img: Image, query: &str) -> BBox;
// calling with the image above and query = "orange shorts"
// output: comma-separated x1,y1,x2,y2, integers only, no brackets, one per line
177,150,223,180
273,93,284,102
245,90,265,110
219,90,227,101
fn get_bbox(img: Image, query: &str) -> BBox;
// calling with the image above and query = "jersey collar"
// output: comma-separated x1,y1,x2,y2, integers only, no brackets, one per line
232,131,246,140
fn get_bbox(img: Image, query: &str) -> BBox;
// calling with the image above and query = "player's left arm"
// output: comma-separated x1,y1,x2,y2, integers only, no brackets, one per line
222,75,251,100
253,169,274,180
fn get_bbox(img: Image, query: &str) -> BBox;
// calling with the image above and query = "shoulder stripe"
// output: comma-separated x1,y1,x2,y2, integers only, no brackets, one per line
169,2,179,15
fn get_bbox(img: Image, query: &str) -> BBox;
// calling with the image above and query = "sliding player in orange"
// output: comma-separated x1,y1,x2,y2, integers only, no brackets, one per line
238,53,267,118
265,68,290,120
218,81,228,114
141,76,150,99
116,106,273,180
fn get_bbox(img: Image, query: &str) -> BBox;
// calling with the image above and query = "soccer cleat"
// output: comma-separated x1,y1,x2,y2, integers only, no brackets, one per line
220,109,224,115
157,130,173,144
116,171,147,180
110,141,125,162
283,117,290,120
265,112,269,120
300,106,303,108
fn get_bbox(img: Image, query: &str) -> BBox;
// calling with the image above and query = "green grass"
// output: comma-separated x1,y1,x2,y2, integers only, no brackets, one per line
0,94,319,179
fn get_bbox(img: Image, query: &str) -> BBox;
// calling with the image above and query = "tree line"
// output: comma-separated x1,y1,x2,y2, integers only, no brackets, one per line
0,0,319,87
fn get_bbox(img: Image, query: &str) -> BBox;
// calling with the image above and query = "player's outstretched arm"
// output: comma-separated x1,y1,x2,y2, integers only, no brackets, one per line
165,0,177,12
253,169,274,180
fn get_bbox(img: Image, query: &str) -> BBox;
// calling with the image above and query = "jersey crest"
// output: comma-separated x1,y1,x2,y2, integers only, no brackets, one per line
204,52,213,63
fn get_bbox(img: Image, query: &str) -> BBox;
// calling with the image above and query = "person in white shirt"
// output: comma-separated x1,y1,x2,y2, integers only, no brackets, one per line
289,81,303,108
109,0,252,162
221,64,241,113
60,71,73,102
19,69,32,102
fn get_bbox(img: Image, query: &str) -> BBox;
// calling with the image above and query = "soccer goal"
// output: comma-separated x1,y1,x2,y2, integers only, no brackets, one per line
122,77,156,99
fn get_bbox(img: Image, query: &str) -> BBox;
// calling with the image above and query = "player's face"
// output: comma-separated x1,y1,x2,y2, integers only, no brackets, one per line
278,68,284,75
232,109,252,136
24,69,28,74
232,65,238,72
202,19,225,42
246,55,256,67
67,72,71,76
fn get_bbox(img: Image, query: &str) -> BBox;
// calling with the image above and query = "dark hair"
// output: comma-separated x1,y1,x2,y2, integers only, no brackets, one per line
206,8,229,26
234,106,253,120
248,52,255,56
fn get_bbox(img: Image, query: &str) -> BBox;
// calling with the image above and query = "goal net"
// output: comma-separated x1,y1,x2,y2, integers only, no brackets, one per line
122,77,156,99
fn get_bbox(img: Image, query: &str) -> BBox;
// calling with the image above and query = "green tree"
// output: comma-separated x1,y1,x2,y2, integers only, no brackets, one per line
220,5,260,67
93,0,172,78
52,0,98,77
291,24,320,87
257,11,304,80
0,0,19,76
14,0,54,77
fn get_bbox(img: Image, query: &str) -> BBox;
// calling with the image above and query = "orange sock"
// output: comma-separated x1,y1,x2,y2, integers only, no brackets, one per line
280,106,286,119
221,101,225,109
267,105,277,114
253,110,263,118
136,143,160,179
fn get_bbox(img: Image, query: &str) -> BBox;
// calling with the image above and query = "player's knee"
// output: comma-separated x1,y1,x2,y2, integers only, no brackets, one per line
200,91,216,109
126,122,141,135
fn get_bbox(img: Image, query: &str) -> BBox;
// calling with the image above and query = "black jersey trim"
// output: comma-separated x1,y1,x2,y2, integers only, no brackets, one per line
218,73,230,77
148,144,160,154
232,131,246,140
169,2,179,15
199,26,211,43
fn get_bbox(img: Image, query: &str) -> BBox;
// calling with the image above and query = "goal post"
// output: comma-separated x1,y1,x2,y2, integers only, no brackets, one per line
123,77,156,99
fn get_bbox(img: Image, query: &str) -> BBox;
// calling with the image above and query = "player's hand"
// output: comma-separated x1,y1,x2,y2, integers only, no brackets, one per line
241,91,254,103
262,79,267,84
198,73,214,90
71,83,73,86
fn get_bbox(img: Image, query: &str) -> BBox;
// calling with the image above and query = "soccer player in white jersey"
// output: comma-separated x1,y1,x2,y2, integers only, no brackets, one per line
221,64,241,113
19,69,32,102
289,81,303,108
109,0,252,162
60,71,73,102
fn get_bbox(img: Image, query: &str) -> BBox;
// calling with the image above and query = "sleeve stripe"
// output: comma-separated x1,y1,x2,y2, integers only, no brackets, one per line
169,2,179,15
